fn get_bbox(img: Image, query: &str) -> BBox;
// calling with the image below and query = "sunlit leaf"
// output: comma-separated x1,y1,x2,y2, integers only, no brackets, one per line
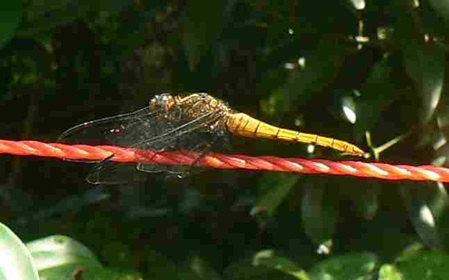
0,1,22,48
0,223,40,280
253,250,310,280
308,252,377,280
403,43,445,123
348,0,365,10
393,250,449,279
38,264,142,280
341,94,357,124
26,235,102,271
378,264,402,280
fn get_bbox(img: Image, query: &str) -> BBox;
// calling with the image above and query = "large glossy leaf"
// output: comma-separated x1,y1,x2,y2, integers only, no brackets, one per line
389,250,449,279
37,264,141,280
308,252,377,280
276,40,352,111
335,178,380,221
0,1,22,49
355,54,400,133
429,0,449,24
301,178,338,251
252,173,299,218
403,43,445,123
26,235,102,271
0,223,40,280
378,265,403,280
253,250,310,280
348,0,365,11
351,181,380,221
398,182,449,249
223,256,289,280
419,182,449,251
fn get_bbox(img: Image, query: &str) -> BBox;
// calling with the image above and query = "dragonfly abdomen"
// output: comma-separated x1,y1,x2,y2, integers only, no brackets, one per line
226,113,364,156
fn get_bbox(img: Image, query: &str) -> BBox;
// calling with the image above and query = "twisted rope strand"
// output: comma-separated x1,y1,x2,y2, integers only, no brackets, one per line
0,140,447,182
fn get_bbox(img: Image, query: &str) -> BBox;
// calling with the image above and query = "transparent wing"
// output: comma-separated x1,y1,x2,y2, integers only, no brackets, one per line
58,107,163,153
87,125,229,184
135,123,228,174
70,108,228,184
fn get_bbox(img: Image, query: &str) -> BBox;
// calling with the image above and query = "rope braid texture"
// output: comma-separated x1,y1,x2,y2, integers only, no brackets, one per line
0,140,446,182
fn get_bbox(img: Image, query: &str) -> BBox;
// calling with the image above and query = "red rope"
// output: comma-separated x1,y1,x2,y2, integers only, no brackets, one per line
0,139,447,182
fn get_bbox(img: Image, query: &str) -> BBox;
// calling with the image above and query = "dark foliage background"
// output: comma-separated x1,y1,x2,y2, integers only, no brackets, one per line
2,0,449,279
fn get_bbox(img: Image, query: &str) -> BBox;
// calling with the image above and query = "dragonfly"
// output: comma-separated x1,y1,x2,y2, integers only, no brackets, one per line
58,93,365,184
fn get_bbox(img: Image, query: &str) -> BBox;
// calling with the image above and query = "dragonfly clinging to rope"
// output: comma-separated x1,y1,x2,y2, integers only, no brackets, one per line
59,93,364,184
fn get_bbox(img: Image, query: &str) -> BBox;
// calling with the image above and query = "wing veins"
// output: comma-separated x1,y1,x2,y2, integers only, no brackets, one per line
131,109,221,149
58,107,155,142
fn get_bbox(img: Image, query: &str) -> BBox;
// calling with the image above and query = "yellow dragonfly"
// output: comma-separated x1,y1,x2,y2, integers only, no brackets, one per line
59,93,364,183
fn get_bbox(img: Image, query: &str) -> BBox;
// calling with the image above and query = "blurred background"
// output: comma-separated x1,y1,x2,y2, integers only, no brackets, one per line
2,0,449,279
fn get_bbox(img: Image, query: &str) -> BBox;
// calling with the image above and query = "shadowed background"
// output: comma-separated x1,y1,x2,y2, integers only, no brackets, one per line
1,0,449,278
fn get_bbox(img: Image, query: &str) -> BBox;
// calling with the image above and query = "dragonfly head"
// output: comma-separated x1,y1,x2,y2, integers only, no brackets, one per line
149,93,175,111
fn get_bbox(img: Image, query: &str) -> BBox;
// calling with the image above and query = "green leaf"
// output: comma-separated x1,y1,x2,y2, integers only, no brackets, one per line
355,54,400,133
19,0,130,38
0,1,22,49
346,180,380,221
348,0,365,10
308,252,378,280
183,0,225,70
179,256,221,280
403,43,445,122
223,256,286,280
252,173,299,217
429,0,449,24
145,249,180,280
301,178,337,249
393,250,449,280
26,235,102,271
26,236,141,280
39,264,141,280
378,265,402,280
253,250,310,280
398,182,449,249
277,40,352,111
0,223,40,280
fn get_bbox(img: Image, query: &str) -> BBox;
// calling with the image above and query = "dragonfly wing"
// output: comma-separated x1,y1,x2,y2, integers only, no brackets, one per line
58,107,161,147
136,123,229,176
86,160,147,184
86,110,229,183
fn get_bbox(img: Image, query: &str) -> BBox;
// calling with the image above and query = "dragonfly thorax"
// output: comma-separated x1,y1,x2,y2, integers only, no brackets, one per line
149,93,231,120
